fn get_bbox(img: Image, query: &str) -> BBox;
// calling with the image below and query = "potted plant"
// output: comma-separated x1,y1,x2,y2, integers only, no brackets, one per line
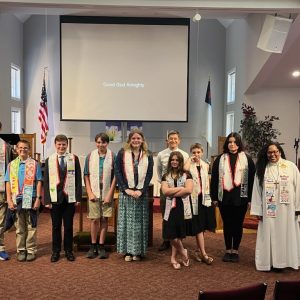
239,103,281,158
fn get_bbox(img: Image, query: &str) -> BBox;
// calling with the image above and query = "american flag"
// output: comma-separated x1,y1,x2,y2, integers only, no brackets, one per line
38,76,49,144
204,79,212,146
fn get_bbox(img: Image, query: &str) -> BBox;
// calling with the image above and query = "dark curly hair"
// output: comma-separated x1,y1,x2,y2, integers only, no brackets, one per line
256,142,286,188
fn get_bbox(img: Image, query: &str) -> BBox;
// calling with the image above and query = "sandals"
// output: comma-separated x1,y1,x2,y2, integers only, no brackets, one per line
182,249,190,267
124,254,133,262
171,261,181,270
194,250,203,262
195,250,213,265
201,254,214,265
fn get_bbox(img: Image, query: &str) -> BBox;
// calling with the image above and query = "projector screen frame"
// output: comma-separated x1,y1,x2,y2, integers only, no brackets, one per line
60,16,190,123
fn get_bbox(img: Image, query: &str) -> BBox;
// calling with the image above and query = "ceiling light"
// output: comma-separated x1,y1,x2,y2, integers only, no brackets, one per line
292,70,300,77
193,13,201,22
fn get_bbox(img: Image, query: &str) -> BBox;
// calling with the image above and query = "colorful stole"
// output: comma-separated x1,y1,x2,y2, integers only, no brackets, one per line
0,138,6,192
123,150,148,190
264,158,290,218
218,152,248,201
190,160,211,212
89,149,113,199
49,153,76,203
164,173,192,221
9,157,37,208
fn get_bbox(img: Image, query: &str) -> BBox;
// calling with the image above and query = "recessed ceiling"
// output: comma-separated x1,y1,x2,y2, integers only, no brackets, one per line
1,0,300,89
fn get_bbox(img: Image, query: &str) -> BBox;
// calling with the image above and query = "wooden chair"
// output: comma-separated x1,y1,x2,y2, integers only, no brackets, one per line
273,280,300,300
198,283,267,300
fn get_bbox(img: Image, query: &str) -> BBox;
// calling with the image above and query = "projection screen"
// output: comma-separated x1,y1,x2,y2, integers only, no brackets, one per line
60,16,190,122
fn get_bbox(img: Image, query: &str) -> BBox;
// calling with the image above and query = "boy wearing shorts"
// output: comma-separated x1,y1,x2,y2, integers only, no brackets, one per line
84,133,116,259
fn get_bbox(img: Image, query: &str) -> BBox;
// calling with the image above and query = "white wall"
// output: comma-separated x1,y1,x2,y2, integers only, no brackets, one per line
23,16,226,159
224,14,299,161
0,14,23,133
246,88,300,161
225,14,270,133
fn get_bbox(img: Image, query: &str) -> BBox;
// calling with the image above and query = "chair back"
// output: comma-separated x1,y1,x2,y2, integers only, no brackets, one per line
198,282,267,300
273,280,300,300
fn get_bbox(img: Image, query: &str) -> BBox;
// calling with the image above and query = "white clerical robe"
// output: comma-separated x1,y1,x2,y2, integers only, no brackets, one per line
250,158,300,271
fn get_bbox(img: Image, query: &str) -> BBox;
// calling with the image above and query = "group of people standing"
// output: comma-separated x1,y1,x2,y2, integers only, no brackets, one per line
0,128,299,273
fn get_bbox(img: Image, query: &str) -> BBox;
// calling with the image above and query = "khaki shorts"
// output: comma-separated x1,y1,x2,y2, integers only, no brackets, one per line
0,192,5,202
87,195,113,219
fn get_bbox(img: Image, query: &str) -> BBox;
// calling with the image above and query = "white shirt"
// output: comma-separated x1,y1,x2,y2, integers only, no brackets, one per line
156,147,189,182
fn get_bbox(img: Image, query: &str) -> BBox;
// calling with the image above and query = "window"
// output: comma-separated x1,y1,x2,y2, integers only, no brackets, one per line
11,64,21,100
226,111,234,136
227,68,236,104
11,108,21,134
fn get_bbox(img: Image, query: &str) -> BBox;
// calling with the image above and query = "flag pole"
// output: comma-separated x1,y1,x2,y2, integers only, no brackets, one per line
206,141,209,160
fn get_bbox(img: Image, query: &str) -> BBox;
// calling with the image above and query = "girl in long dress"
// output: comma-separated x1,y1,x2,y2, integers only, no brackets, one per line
161,151,193,270
115,129,153,262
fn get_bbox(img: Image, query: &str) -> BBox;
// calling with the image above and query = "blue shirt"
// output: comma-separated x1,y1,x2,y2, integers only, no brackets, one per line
5,159,43,197
84,151,116,183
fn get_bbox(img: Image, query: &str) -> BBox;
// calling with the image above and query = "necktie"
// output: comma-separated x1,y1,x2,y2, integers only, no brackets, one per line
59,156,65,170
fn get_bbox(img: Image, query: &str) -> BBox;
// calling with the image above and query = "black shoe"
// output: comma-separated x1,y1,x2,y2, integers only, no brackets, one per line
98,247,108,259
271,267,283,273
86,245,98,259
158,241,170,251
51,252,60,263
231,253,239,262
222,253,232,262
65,251,75,262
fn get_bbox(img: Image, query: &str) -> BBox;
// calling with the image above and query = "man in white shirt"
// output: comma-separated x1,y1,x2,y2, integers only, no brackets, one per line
156,130,189,251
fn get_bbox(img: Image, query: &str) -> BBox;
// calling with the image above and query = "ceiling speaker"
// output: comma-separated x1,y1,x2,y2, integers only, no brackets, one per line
257,15,293,53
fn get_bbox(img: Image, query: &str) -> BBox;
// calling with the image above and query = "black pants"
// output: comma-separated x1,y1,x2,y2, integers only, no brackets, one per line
219,203,248,250
50,201,75,252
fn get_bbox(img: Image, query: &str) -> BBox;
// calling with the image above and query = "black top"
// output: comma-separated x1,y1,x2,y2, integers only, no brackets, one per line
210,152,255,206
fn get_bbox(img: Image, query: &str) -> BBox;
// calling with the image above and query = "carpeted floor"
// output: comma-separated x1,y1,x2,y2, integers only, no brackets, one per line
1,211,299,300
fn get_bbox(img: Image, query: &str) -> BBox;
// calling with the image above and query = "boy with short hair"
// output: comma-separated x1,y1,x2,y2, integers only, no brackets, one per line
5,140,42,262
44,134,82,262
84,133,116,259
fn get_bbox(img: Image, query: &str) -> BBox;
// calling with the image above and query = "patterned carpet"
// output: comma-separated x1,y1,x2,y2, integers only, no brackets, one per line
1,211,299,300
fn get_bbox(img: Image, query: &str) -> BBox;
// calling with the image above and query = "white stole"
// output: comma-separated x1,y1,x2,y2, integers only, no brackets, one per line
49,153,76,203
89,149,113,198
164,173,192,220
0,138,6,192
190,160,211,213
123,150,148,190
218,152,248,201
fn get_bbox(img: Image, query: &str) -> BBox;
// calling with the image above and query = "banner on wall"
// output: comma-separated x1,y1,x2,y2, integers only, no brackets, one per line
127,122,143,137
105,122,122,143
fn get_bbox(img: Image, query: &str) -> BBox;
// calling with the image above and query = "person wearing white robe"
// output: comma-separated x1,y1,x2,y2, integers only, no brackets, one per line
251,142,300,271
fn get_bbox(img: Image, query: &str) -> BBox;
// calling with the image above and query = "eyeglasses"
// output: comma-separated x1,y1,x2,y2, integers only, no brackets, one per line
267,150,279,155
18,147,29,150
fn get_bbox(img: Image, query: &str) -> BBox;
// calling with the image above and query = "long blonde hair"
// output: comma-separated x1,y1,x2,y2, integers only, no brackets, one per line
124,129,149,155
